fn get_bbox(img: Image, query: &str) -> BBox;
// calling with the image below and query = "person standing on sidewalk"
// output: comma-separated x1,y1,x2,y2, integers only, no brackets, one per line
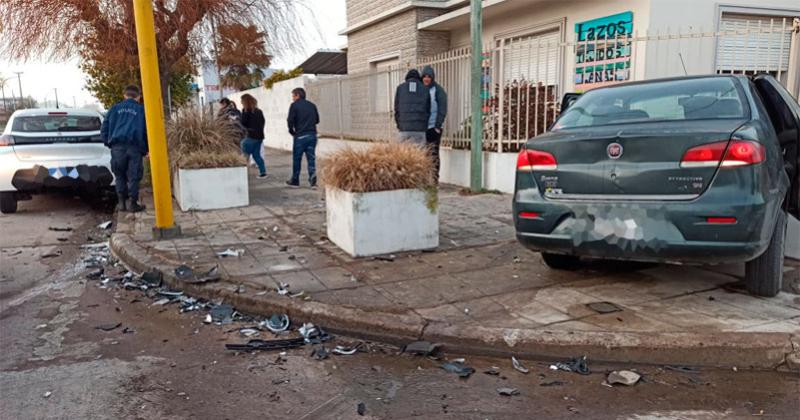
240,94,267,179
101,85,148,213
421,65,447,184
217,98,242,123
394,69,431,146
286,87,320,188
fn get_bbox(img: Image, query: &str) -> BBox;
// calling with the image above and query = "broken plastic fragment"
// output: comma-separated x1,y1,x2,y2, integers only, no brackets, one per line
262,314,291,333
97,221,113,230
403,341,441,356
153,298,172,306
357,402,366,416
332,344,362,355
239,328,260,338
441,361,475,378
310,346,330,360
512,356,530,374
175,265,194,281
607,370,641,386
49,226,72,232
497,387,520,396
95,323,122,332
550,356,590,375
204,314,213,324
216,248,244,258
483,367,501,376
210,304,235,324
141,271,163,288
226,338,305,352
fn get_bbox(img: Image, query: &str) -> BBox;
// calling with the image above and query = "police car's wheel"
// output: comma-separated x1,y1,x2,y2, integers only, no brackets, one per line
0,192,17,214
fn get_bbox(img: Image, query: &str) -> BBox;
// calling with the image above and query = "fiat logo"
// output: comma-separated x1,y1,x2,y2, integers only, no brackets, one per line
607,143,623,159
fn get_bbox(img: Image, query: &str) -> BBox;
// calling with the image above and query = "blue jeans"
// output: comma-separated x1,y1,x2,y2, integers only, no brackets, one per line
110,145,144,201
240,138,266,175
291,134,317,185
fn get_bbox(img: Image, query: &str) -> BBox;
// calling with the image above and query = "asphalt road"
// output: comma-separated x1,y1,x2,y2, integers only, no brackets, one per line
1,194,798,419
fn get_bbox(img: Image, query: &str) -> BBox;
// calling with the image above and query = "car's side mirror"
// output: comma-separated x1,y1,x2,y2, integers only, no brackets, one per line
560,93,582,114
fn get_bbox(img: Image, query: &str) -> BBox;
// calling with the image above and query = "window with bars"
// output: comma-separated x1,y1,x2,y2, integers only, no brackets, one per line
499,29,561,85
716,13,795,79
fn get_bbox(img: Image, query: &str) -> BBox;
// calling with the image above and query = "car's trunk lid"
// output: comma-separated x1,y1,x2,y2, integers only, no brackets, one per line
11,131,107,161
525,119,747,199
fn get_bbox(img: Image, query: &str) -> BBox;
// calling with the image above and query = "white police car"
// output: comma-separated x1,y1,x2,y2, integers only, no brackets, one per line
0,108,113,214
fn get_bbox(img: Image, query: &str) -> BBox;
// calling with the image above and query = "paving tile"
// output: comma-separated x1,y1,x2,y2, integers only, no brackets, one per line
238,274,278,291
690,290,800,321
646,294,773,330
272,270,328,293
538,320,608,332
469,311,545,329
375,274,482,308
256,253,305,274
347,258,439,285
493,295,574,325
314,286,399,311
580,310,682,332
736,320,800,333
220,255,269,278
628,301,752,332
452,296,507,319
311,266,359,290
214,207,250,222
415,303,472,323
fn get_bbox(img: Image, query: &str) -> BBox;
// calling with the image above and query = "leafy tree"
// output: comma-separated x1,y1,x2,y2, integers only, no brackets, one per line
218,24,272,91
0,0,307,115
263,67,304,90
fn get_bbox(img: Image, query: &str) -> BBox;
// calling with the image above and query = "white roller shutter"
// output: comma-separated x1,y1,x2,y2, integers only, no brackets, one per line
717,13,794,73
501,30,561,84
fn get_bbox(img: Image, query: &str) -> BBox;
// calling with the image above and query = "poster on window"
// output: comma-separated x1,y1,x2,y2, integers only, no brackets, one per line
574,11,633,91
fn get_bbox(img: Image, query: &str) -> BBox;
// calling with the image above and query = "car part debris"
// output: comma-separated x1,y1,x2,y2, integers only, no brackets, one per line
586,301,622,314
49,226,73,232
298,323,331,344
484,367,501,376
158,290,184,298
122,327,136,334
332,344,362,355
540,380,565,387
175,265,194,280
357,402,366,416
664,365,700,374
43,391,52,398
440,361,475,378
153,298,172,306
217,248,244,258
239,328,260,338
226,338,305,352
141,271,163,288
375,255,396,262
204,314,213,324
403,341,441,356
607,370,641,386
310,346,330,360
41,251,62,259
210,304,235,324
97,221,113,230
95,323,122,332
86,268,104,279
235,284,246,294
289,291,307,299
262,314,290,333
550,356,590,375
497,387,520,396
277,282,290,295
512,356,530,374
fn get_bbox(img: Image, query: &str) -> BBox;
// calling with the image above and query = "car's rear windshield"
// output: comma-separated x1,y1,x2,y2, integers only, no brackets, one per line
12,115,102,133
554,78,748,130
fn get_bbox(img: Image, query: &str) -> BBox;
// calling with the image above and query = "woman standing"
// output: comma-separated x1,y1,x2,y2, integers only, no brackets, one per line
239,94,267,178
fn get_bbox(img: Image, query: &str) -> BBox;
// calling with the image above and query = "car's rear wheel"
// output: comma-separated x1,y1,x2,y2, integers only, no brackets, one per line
541,253,581,270
0,192,18,214
745,209,786,297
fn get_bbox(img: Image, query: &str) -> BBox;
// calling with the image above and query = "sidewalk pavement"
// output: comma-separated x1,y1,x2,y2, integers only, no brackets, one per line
112,148,800,369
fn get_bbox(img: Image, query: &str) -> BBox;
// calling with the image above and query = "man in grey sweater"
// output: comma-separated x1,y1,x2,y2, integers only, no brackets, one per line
421,65,447,183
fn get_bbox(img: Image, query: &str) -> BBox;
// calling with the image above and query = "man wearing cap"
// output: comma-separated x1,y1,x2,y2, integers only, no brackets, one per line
101,85,148,212
421,65,447,184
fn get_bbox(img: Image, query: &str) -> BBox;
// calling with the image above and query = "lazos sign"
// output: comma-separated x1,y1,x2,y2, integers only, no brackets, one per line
574,12,634,90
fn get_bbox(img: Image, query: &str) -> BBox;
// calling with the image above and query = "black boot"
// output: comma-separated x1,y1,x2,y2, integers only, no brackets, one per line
128,199,146,213
117,195,128,212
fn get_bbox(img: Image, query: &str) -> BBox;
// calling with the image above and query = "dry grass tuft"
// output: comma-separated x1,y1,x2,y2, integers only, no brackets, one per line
166,110,246,171
321,143,434,193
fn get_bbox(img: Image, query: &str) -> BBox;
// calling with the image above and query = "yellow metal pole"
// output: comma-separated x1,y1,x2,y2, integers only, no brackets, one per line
132,0,175,230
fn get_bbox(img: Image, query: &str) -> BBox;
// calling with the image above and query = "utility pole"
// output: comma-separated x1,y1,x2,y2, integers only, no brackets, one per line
469,0,483,192
14,72,23,109
133,0,179,238
54,88,59,109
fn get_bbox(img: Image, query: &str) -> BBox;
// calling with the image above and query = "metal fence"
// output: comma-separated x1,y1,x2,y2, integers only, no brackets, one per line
308,18,799,152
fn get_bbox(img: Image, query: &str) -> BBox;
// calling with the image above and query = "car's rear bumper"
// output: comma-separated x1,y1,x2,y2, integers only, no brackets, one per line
0,148,114,192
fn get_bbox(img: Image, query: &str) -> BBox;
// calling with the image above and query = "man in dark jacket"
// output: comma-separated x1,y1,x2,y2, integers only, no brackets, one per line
394,69,431,146
421,65,447,183
101,85,148,212
286,87,320,188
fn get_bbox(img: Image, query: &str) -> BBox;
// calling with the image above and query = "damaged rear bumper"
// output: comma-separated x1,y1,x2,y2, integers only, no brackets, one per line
10,165,114,192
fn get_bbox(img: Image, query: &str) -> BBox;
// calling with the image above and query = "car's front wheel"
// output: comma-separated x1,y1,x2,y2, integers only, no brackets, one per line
745,209,786,297
541,252,581,270
0,192,18,214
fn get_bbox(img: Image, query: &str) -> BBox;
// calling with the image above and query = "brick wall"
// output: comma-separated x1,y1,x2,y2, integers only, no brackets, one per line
346,0,407,29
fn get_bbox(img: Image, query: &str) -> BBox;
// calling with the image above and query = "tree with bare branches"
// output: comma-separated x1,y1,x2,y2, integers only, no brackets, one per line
0,0,309,113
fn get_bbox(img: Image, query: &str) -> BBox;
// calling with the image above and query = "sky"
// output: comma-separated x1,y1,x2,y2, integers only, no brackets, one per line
0,0,346,108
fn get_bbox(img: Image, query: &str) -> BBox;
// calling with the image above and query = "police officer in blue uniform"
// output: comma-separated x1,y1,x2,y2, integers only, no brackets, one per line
101,85,148,212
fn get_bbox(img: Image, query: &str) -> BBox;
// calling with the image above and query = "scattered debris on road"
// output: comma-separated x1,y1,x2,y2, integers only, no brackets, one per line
43,391,52,398
550,356,590,375
540,380,565,387
357,402,366,416
607,370,641,386
226,338,306,352
41,250,63,259
175,265,194,280
95,323,122,332
484,367,501,376
262,314,291,333
403,341,441,356
48,226,73,232
587,301,623,314
216,248,244,258
512,356,530,374
497,387,520,396
441,361,475,378
209,304,235,324
97,221,113,230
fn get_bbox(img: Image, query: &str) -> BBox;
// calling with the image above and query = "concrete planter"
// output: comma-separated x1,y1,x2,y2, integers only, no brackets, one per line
325,187,438,257
174,166,249,211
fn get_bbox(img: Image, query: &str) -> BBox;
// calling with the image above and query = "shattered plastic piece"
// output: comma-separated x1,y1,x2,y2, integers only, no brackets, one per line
49,226,73,232
153,298,172,306
210,304,235,324
262,314,290,333
204,314,213,324
235,284,246,294
310,346,330,360
540,380,565,387
239,328,260,338
332,344,361,355
512,356,530,374
277,282,290,295
182,265,221,284
225,338,305,352
95,323,122,332
607,370,641,386
483,367,501,376
141,271,163,288
440,361,475,378
41,251,62,259
175,265,194,281
497,387,520,397
551,356,590,375
86,268,104,280
357,402,366,416
298,323,332,344
97,221,113,230
664,365,700,374
289,291,307,299
586,302,622,314
375,255,395,262
158,290,184,298
216,248,244,258
403,341,441,356
43,391,52,398
122,327,136,334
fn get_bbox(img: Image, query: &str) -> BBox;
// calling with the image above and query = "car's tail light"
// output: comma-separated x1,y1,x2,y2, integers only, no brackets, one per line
706,217,737,224
0,134,14,147
680,140,765,168
518,211,541,219
517,149,557,171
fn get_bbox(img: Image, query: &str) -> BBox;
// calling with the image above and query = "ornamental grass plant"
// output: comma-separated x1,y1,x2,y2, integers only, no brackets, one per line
166,110,246,172
321,143,434,193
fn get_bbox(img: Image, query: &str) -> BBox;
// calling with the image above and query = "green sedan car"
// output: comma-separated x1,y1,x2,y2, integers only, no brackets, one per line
514,75,799,297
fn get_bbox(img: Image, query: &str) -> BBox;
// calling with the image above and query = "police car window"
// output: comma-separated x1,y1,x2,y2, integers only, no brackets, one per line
13,116,102,132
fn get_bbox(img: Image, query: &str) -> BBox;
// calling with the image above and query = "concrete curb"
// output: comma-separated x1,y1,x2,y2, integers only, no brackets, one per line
110,232,799,370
